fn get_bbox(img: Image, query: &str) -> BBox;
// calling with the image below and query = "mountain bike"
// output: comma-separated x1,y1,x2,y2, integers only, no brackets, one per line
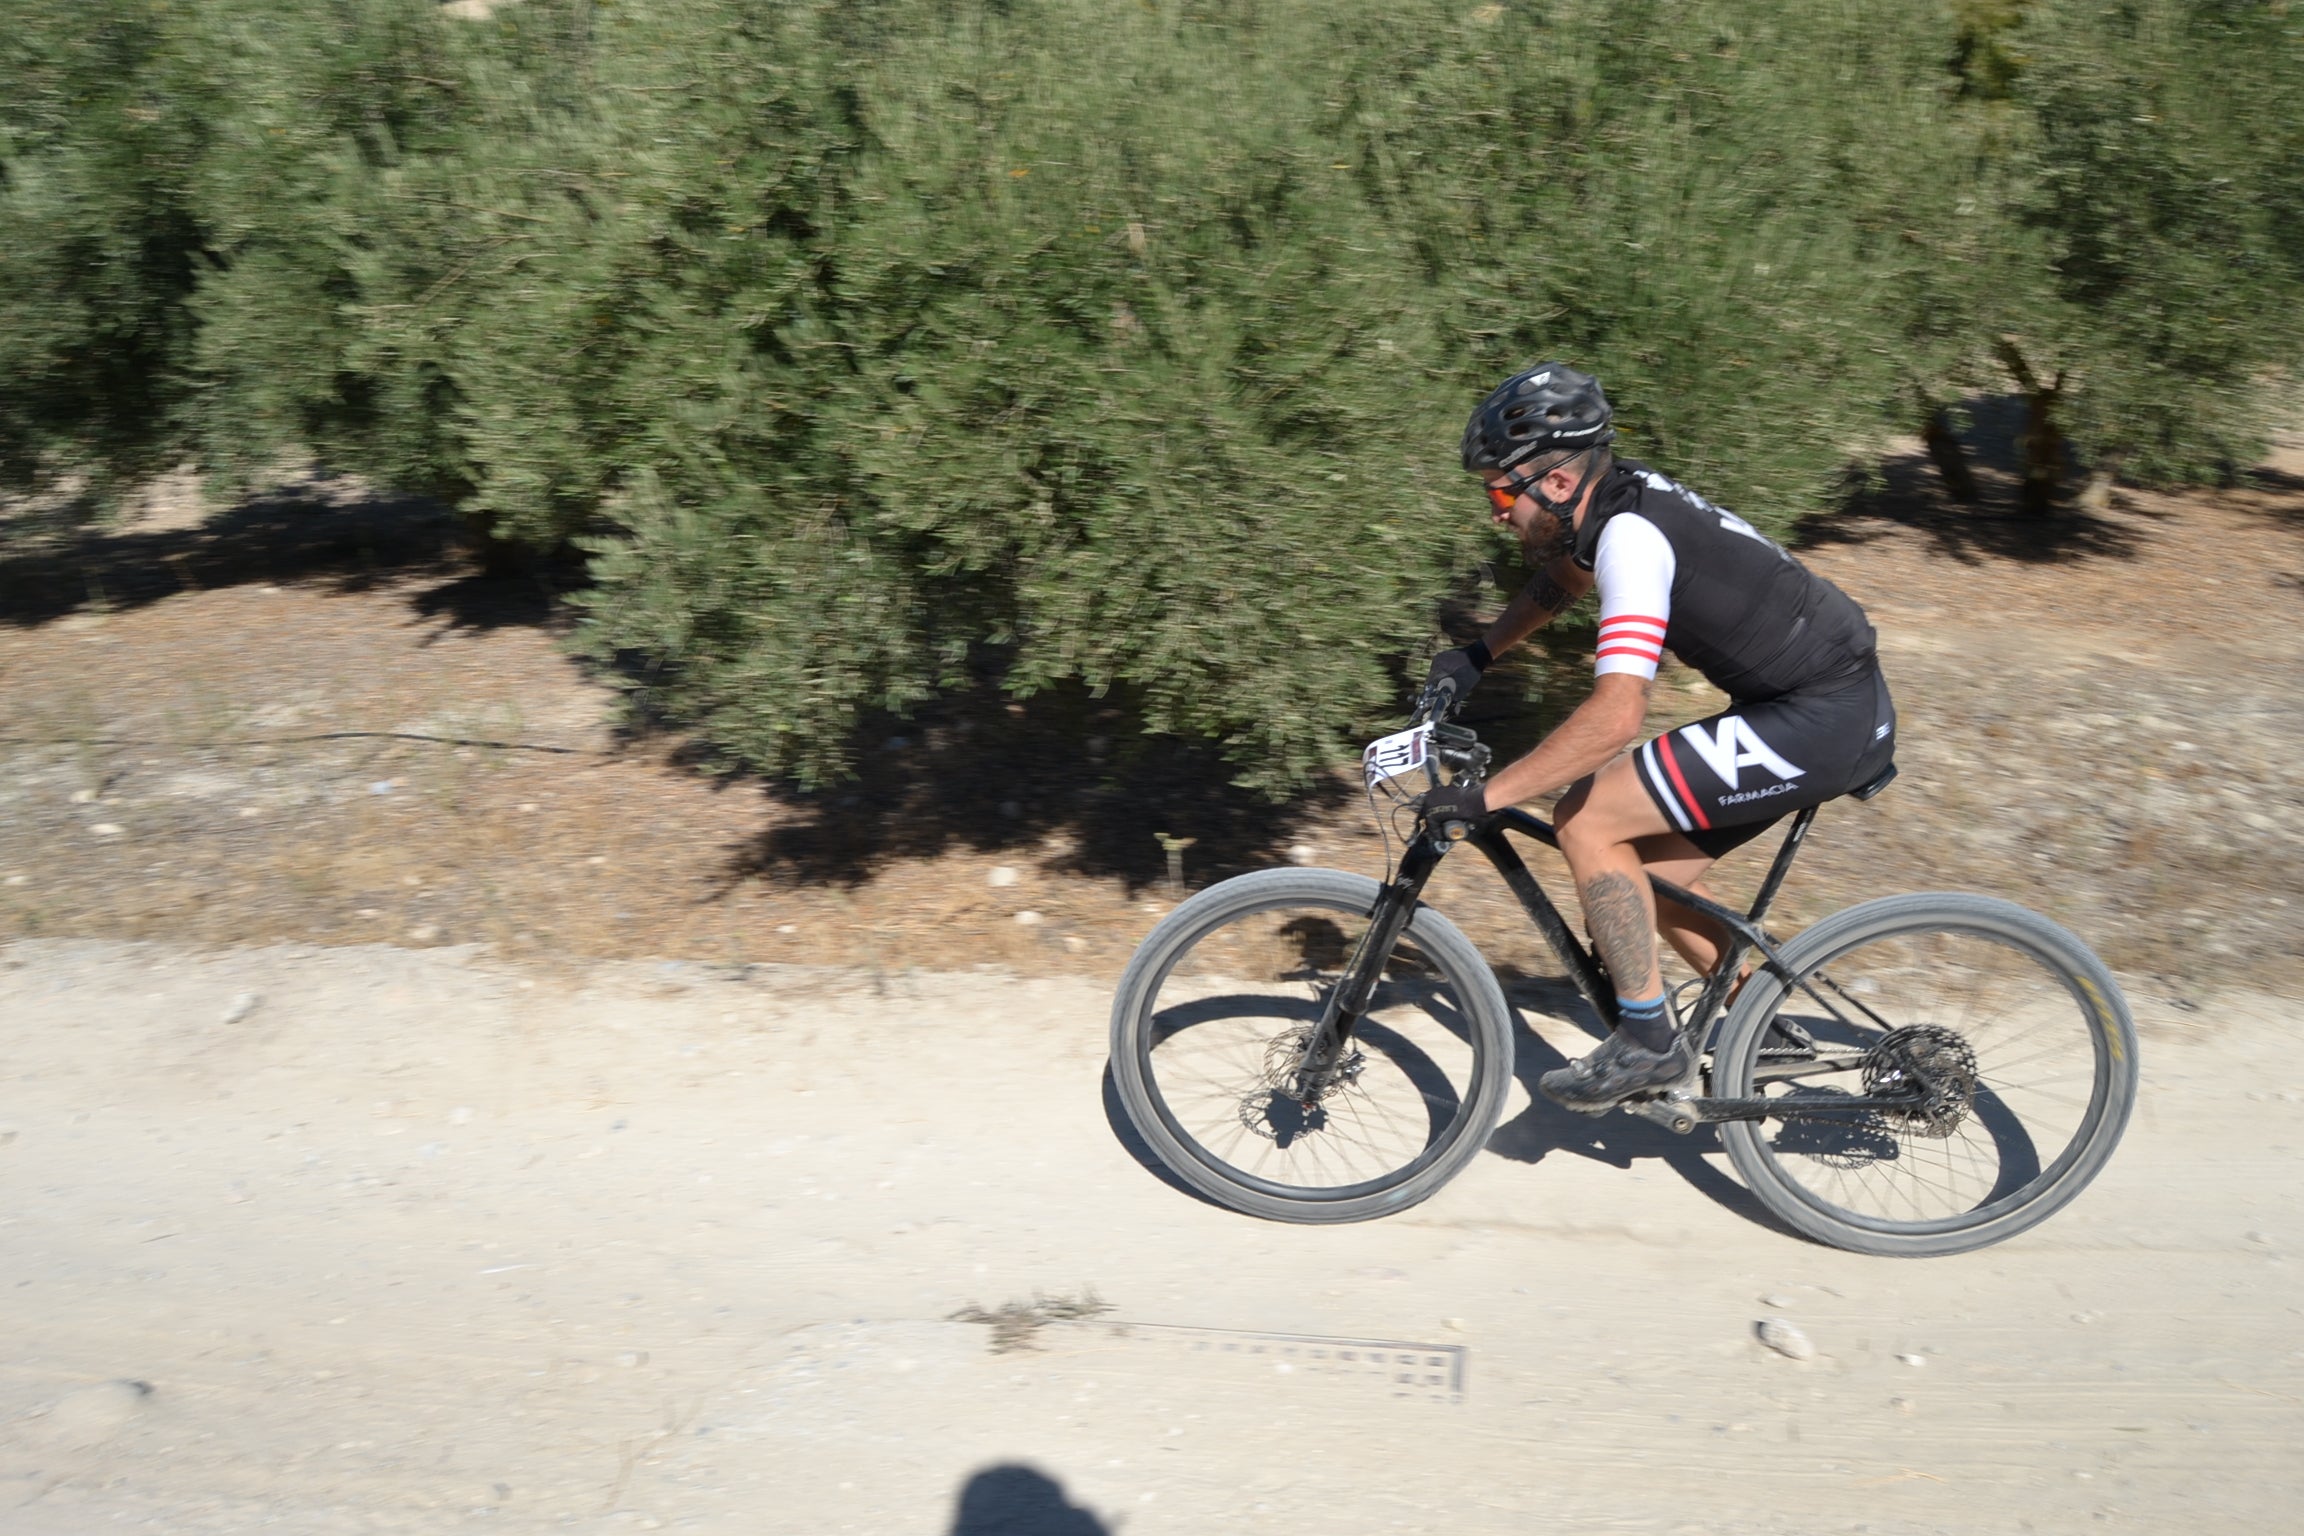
1107,691,2139,1256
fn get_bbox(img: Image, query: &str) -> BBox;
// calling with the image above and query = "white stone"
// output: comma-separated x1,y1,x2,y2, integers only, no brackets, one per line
220,992,261,1026
987,866,1020,888
1756,1318,1815,1361
1287,844,1317,865
1896,1352,1927,1367
1014,911,1044,926
407,925,441,943
90,823,124,837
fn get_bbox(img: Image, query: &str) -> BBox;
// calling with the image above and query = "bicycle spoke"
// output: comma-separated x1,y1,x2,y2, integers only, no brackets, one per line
1140,904,1485,1198
1751,926,2105,1229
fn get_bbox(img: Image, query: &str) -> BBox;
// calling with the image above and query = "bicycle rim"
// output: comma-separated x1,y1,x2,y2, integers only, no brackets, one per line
1719,898,2134,1253
1130,887,1501,1209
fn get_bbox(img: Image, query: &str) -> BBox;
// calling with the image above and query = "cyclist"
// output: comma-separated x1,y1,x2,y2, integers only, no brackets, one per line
1419,362,1896,1112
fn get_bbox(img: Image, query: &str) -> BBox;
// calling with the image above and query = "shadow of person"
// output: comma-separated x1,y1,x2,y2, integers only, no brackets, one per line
947,1463,1111,1535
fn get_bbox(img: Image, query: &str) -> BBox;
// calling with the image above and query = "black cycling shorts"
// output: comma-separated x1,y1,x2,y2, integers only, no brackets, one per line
1632,666,1896,859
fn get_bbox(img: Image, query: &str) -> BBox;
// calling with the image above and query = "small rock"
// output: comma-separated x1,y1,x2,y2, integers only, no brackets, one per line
1061,936,1089,953
518,802,539,812
70,788,99,804
1896,1352,1927,1367
775,924,797,934
615,1350,648,1369
1889,1396,1914,1414
5,874,28,886
1756,1318,1815,1361
90,823,124,837
238,806,260,818
1287,844,1317,865
369,780,395,795
1013,910,1044,926
219,992,261,1025
987,865,1020,888
407,925,441,943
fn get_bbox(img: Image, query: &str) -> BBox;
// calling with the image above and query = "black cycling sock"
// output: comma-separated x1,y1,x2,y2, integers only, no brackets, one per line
1615,993,1675,1053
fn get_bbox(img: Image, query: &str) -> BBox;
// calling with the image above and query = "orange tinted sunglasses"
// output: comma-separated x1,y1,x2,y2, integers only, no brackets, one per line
1483,469,1545,513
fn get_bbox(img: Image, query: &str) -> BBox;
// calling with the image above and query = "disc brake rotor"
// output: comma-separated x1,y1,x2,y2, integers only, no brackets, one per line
1234,1026,1365,1143
1861,1024,1979,1138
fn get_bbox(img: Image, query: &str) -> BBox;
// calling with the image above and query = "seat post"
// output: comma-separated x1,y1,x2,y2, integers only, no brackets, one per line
1744,805,1820,925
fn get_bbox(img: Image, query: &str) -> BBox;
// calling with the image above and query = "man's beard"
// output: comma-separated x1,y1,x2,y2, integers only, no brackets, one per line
1520,510,1571,566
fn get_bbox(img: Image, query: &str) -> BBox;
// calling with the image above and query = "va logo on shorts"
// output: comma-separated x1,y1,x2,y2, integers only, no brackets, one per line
1678,716,1804,788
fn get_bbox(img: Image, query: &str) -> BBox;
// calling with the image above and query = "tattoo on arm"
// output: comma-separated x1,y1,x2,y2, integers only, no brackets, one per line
1526,568,1573,615
1579,870,1658,996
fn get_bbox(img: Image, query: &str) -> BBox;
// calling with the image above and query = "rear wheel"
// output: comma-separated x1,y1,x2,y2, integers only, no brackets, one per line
1109,868,1514,1224
1713,893,2138,1256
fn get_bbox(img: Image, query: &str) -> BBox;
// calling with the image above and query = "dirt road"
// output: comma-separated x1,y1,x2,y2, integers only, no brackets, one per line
3,937,2298,1534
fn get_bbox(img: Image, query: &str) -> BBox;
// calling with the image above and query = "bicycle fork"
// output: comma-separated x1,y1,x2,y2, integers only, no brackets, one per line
1287,838,1448,1103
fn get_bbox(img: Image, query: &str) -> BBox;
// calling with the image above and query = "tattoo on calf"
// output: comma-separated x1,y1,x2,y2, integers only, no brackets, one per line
1580,870,1657,994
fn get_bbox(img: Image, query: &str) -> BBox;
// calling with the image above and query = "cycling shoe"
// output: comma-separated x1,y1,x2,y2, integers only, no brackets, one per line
1539,1030,1695,1115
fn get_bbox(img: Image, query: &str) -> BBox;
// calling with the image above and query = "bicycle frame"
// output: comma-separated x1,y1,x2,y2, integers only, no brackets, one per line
1313,804,1814,1061
1468,803,1817,1049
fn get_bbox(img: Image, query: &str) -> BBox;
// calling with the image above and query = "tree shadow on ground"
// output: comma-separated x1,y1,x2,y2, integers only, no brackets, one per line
1796,393,2163,566
714,621,1585,895
0,476,575,631
947,1464,1112,1536
714,676,1364,894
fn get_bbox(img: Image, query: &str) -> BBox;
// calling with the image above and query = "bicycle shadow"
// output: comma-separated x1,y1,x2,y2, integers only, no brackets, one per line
1098,974,1813,1243
1487,975,1807,1243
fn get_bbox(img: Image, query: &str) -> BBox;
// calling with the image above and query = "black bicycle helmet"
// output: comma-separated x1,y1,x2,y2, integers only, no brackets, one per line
1459,362,1616,473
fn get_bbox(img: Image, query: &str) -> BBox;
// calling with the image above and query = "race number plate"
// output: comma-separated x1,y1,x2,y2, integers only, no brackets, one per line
1361,722,1433,790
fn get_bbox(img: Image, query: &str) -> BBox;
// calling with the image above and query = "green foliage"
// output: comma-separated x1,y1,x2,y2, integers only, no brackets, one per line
3,0,2300,789
1999,0,2304,480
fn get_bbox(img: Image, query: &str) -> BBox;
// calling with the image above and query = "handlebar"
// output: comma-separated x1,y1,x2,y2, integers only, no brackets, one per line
1398,686,1494,845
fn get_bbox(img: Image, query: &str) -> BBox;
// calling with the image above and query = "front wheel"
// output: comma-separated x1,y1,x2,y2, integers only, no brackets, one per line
1712,893,2139,1257
1109,867,1515,1224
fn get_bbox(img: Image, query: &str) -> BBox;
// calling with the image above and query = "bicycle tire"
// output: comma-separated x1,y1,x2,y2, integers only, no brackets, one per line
1109,867,1515,1224
1713,892,2138,1257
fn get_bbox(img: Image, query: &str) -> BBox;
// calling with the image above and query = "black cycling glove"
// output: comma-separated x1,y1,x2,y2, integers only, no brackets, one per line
1422,639,1493,716
1416,779,1491,837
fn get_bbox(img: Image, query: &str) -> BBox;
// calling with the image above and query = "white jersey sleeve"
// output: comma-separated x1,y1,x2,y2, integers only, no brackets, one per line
1592,512,1675,680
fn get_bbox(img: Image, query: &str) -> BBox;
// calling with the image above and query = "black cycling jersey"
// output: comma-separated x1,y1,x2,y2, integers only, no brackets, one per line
1573,461,1876,703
